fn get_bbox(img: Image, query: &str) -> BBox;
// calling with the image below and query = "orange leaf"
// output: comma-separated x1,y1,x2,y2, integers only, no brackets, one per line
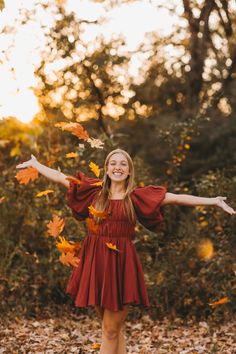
91,343,101,349
55,122,78,130
66,176,81,185
91,181,103,186
47,216,65,237
0,196,6,203
15,167,39,185
89,161,100,178
86,217,99,233
36,189,54,197
70,123,89,140
66,152,79,158
209,297,229,307
56,236,82,253
59,252,80,267
105,242,120,252
88,205,108,219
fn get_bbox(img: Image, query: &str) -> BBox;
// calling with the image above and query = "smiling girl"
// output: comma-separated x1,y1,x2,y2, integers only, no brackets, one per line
16,148,235,354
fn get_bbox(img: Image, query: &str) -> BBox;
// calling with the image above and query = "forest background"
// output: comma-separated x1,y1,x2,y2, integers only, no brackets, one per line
0,0,236,322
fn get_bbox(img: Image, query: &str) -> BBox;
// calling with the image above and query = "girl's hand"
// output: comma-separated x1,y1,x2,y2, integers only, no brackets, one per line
215,196,236,215
16,154,38,169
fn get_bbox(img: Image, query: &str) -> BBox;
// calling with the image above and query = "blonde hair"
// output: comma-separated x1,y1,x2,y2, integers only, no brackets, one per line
94,149,136,224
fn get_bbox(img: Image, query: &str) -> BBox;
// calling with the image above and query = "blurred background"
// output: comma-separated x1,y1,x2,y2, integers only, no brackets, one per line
0,0,235,321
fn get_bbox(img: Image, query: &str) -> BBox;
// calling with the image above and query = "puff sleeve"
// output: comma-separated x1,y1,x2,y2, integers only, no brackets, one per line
66,171,102,220
131,185,167,233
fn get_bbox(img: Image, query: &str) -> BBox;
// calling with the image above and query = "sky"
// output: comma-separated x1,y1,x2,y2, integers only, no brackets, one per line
0,0,182,123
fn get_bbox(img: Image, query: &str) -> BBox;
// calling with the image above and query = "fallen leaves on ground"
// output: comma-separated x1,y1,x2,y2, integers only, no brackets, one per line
0,314,235,354
15,167,39,185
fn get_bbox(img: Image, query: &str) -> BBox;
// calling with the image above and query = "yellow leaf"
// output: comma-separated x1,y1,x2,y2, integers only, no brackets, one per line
66,176,81,185
89,161,100,178
66,152,79,158
105,242,120,252
209,297,229,307
138,181,145,187
91,343,101,349
197,239,214,261
10,144,21,157
184,143,190,149
199,220,209,228
36,189,54,197
91,181,103,186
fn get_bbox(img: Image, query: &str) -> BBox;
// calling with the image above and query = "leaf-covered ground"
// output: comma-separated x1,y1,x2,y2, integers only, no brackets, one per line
0,314,235,353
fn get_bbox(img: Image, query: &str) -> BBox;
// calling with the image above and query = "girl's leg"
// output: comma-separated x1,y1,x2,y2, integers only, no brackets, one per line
95,305,127,354
99,305,129,354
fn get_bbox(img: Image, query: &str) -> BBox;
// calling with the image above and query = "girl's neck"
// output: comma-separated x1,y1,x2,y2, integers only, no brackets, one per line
109,182,126,199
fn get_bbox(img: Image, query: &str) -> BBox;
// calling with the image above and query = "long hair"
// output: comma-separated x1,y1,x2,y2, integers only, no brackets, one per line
94,149,136,224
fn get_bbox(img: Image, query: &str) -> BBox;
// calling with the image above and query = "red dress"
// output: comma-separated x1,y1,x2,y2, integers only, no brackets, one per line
66,171,167,311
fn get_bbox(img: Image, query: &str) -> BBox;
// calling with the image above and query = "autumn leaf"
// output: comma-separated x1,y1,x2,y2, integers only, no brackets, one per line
59,252,80,267
55,122,78,130
66,176,81,185
66,152,79,158
87,138,104,149
89,161,100,177
36,189,54,197
56,236,82,253
47,216,65,237
15,167,39,185
105,242,120,252
70,123,89,140
86,217,99,233
88,205,108,219
91,343,101,349
209,297,229,307
91,181,103,186
197,239,214,261
0,196,6,203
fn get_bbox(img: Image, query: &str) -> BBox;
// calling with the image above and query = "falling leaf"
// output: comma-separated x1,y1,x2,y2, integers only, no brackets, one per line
66,152,79,158
0,196,6,203
89,161,100,178
87,138,104,149
86,217,99,233
209,297,229,307
91,181,103,186
47,216,65,237
70,123,89,140
105,242,120,252
59,252,80,267
56,236,82,253
55,122,78,130
36,189,54,197
88,205,108,219
15,167,39,185
197,239,214,261
66,176,81,185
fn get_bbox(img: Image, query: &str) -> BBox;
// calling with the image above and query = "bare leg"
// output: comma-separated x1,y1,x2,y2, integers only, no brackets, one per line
99,306,129,354
95,306,127,354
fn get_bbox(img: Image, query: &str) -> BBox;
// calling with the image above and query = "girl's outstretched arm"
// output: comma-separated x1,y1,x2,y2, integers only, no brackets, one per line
16,155,70,188
161,192,236,215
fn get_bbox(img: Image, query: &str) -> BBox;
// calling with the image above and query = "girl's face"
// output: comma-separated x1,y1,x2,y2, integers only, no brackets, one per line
106,152,130,182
